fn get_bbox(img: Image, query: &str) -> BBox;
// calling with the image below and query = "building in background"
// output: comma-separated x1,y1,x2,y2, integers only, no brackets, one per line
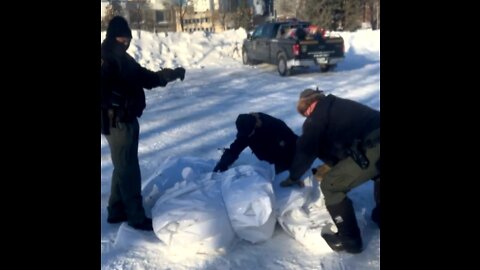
101,0,269,33
176,0,223,33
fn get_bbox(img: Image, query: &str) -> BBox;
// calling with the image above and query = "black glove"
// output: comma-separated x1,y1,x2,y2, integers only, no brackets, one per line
174,67,186,81
158,68,175,82
213,162,228,173
280,177,305,188
213,148,236,172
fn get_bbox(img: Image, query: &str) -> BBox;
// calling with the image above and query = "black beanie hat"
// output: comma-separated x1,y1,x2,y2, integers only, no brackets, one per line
235,114,256,137
106,16,132,39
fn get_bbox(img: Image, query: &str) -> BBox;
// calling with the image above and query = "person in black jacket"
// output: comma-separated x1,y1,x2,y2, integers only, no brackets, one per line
280,89,380,253
213,112,298,174
101,16,186,231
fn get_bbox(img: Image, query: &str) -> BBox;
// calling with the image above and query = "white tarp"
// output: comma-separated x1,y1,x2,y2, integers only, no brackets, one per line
116,156,333,253
113,222,164,252
151,177,236,255
273,171,333,249
221,163,276,243
142,156,215,216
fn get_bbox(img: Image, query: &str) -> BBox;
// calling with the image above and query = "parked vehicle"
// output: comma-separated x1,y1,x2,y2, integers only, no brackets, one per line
242,20,345,76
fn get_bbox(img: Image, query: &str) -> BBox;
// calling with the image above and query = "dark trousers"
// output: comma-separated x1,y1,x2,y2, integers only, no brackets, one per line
104,118,146,225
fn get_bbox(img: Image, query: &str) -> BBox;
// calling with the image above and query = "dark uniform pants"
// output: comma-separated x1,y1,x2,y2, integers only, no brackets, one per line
105,118,146,224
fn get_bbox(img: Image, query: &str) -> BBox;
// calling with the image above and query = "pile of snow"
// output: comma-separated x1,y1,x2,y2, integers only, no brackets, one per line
101,28,247,71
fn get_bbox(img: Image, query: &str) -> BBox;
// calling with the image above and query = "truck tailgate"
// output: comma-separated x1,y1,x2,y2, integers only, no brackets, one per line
298,37,344,63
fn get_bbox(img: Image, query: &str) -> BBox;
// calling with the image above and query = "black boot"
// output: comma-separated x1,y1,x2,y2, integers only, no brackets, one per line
107,214,128,224
125,196,153,231
371,178,380,228
322,197,363,254
107,202,128,224
129,217,153,231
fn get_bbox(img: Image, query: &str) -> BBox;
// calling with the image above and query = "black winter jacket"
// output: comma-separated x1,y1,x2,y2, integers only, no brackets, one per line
101,38,168,133
289,95,380,180
228,113,298,172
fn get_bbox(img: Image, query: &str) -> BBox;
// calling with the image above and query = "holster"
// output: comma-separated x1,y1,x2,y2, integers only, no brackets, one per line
347,139,370,169
347,129,380,170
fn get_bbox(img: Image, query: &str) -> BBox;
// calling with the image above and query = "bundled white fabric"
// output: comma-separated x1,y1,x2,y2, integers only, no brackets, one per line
142,156,215,216
151,178,235,255
114,223,165,251
221,164,276,243
273,171,332,249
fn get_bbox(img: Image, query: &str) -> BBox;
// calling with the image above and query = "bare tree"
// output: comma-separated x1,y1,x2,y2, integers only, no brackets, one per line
302,0,365,31
212,9,231,31
342,0,362,31
113,1,124,15
276,0,297,19
215,0,236,30
128,0,150,30
163,0,191,32
232,0,252,30
296,0,308,19
303,0,340,30
365,0,380,29
143,4,156,32
102,1,125,30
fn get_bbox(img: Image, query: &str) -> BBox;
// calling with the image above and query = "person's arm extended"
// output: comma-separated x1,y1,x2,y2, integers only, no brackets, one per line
213,136,248,172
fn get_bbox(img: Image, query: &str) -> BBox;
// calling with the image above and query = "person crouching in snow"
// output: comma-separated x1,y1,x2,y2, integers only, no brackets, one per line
213,113,298,174
101,16,186,231
280,89,380,253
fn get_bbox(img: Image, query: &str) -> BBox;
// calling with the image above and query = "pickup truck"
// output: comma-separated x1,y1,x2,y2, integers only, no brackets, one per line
242,20,345,76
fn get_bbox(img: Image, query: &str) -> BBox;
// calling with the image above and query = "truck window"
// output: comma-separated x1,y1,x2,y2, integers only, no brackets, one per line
277,25,285,38
252,25,265,39
262,24,276,38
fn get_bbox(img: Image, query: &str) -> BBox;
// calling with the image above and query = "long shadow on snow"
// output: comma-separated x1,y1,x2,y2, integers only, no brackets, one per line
337,47,379,72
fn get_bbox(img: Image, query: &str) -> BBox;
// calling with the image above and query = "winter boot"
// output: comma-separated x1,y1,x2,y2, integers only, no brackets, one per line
107,202,128,224
371,177,380,228
124,196,153,231
322,197,363,254
107,214,128,224
129,217,153,231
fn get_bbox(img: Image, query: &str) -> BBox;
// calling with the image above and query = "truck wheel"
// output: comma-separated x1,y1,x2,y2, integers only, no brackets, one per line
242,50,251,65
277,53,290,76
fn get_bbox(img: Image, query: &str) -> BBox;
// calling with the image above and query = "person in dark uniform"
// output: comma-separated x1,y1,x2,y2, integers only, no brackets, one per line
281,89,380,253
101,16,186,231
213,112,298,174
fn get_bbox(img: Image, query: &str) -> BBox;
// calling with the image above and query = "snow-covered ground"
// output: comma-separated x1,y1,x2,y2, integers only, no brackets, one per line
101,28,380,270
